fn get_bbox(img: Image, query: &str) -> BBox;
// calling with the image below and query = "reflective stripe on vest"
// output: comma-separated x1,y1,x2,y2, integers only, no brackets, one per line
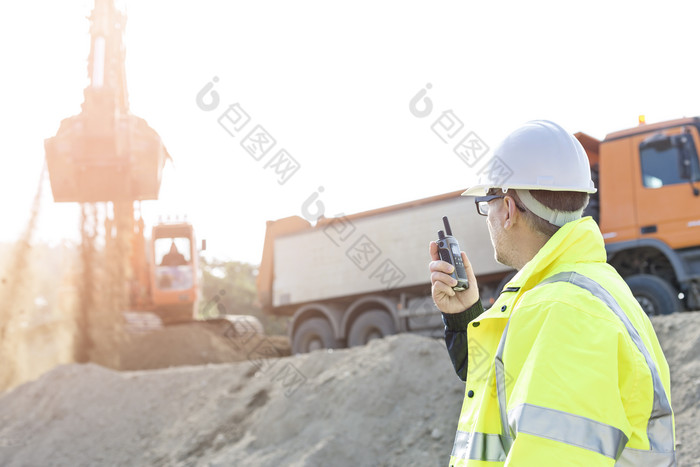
488,271,676,465
451,431,507,462
508,402,627,459
450,412,627,463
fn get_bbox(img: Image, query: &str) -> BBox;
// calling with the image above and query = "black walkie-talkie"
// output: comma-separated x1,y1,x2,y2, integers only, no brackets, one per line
437,216,469,291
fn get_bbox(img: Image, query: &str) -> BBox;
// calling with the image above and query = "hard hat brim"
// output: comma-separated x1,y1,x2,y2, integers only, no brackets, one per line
461,183,597,197
460,185,490,197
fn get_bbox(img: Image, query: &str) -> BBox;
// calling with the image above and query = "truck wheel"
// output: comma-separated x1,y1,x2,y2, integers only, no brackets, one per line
626,274,680,316
347,310,396,347
292,318,336,354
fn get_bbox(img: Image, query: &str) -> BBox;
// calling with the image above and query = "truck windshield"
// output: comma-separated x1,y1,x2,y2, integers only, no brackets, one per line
640,135,700,188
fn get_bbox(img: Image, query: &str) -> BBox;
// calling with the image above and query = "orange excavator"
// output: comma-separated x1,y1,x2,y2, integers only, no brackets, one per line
44,0,201,350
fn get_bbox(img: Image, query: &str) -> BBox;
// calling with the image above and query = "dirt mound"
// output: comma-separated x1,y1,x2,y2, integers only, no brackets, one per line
115,321,290,371
0,312,698,466
0,334,461,467
650,311,700,465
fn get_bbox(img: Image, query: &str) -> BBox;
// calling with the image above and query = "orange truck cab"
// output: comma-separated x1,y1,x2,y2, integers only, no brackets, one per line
577,117,700,314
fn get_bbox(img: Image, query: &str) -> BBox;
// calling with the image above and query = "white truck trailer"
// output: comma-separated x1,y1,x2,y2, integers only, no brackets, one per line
256,190,514,354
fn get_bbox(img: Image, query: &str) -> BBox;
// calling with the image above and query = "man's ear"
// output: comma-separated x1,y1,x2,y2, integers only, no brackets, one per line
503,196,519,229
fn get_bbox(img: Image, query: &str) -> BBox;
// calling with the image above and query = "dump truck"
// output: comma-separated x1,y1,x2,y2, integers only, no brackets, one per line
257,192,515,354
258,116,700,354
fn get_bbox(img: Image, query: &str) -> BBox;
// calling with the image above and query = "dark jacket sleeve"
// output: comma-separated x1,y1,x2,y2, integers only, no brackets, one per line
442,300,484,382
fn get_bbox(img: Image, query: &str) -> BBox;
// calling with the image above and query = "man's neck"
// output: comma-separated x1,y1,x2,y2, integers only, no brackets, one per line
512,231,551,271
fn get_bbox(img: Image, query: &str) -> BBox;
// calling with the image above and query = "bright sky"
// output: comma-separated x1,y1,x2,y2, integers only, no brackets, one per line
2,1,700,265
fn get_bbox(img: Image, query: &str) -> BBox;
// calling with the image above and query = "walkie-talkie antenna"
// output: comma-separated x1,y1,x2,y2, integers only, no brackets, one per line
442,216,452,236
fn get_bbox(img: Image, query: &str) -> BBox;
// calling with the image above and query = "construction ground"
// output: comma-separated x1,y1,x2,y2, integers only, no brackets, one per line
0,301,698,466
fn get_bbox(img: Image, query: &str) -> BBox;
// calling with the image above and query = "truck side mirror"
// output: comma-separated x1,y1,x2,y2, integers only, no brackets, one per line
677,135,692,180
673,133,700,195
201,239,207,251
679,152,692,180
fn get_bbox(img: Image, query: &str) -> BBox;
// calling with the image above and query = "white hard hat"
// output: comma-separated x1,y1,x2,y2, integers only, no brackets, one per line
461,120,597,197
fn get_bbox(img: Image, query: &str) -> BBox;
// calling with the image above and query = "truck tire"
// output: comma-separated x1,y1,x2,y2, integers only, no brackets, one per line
347,310,396,347
292,318,336,354
626,274,680,316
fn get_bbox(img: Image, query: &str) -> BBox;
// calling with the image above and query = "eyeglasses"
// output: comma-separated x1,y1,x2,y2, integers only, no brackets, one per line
474,194,527,216
475,195,504,216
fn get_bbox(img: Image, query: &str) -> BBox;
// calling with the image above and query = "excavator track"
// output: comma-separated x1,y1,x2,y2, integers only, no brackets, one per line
122,312,264,338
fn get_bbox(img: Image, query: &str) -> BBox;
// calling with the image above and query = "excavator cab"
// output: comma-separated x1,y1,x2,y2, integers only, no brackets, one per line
150,222,200,323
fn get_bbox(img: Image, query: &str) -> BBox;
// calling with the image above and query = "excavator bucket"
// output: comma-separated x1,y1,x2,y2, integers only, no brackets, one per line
44,113,168,203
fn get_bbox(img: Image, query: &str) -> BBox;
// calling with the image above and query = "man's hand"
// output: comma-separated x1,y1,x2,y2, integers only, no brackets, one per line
429,241,480,314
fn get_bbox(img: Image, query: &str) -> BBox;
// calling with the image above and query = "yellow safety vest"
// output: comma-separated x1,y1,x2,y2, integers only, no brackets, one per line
449,217,676,466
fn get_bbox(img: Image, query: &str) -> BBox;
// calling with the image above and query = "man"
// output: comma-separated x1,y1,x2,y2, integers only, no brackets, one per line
161,241,187,266
429,120,675,466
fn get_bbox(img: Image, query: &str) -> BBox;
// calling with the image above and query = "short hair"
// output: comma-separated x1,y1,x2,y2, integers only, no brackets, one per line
492,189,589,238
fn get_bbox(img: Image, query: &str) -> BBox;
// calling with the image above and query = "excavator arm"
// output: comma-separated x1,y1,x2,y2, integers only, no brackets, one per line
44,0,167,203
